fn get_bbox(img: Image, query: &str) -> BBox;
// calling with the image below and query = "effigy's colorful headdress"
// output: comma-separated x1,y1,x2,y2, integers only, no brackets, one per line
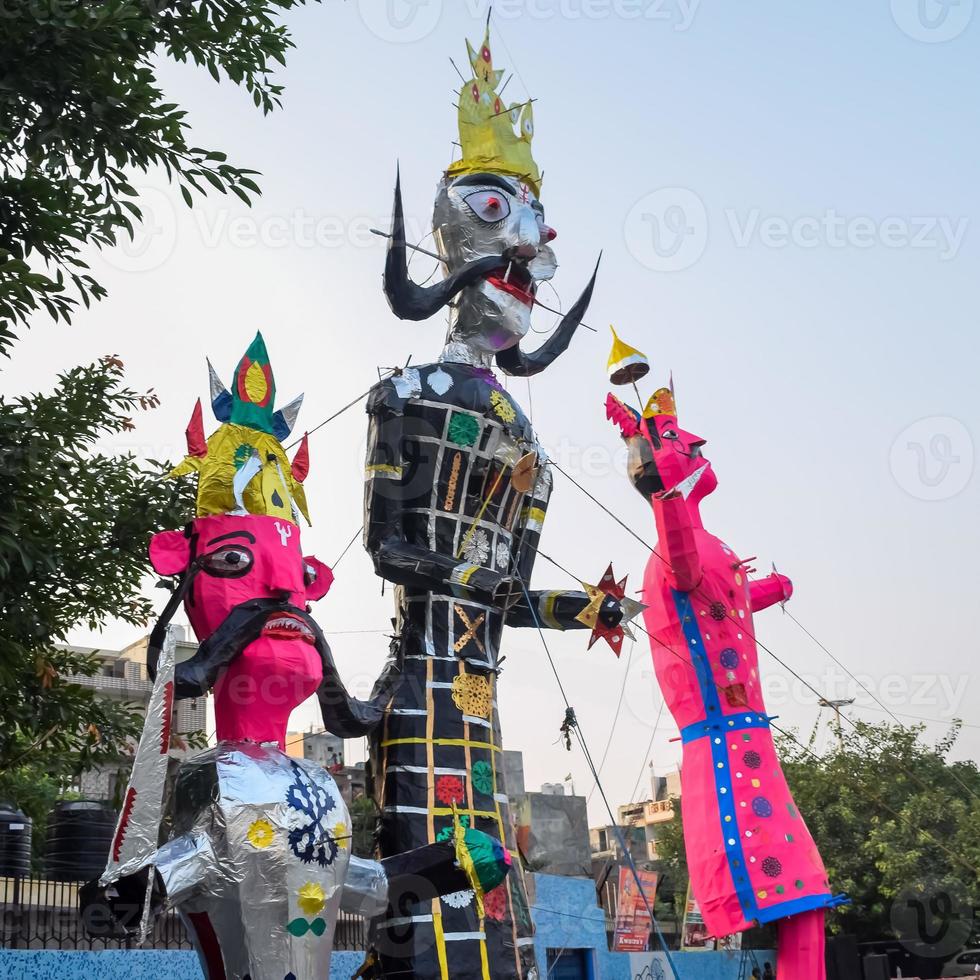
169,332,311,523
604,327,677,441
446,25,541,195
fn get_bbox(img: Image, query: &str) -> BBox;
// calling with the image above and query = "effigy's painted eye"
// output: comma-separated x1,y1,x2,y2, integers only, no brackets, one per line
661,427,679,440
200,545,254,577
463,190,511,223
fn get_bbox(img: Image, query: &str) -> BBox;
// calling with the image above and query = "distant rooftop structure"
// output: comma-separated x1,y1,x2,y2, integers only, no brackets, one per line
61,628,208,802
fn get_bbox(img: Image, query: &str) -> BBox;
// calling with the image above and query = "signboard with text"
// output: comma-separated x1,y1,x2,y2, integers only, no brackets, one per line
612,867,659,952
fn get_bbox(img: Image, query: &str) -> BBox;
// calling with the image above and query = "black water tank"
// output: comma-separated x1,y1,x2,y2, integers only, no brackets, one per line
45,801,117,882
0,802,32,877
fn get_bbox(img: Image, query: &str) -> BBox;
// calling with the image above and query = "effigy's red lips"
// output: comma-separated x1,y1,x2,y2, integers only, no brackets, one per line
262,613,314,643
486,262,535,307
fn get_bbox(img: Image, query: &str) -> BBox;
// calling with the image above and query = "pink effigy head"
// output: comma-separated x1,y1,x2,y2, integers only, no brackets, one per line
149,514,333,638
149,514,334,746
605,392,718,506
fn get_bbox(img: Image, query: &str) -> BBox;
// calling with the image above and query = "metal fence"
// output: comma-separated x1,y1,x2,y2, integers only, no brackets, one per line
0,876,368,951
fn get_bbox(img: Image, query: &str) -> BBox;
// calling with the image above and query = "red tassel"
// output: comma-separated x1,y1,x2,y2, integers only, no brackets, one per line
292,432,310,483
186,399,207,457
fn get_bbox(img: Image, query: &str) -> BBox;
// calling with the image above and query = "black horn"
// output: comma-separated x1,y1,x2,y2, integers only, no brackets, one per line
383,167,500,322
495,253,601,377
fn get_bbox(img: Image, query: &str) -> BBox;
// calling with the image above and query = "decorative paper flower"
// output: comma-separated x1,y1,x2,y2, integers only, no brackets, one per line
286,763,339,867
471,760,494,796
443,889,474,909
489,390,517,424
451,673,493,719
436,816,469,842
297,882,326,916
762,856,783,878
246,818,275,849
495,540,510,570
752,797,773,818
333,819,349,850
742,750,762,770
483,885,508,922
449,411,480,447
463,529,490,565
436,774,466,806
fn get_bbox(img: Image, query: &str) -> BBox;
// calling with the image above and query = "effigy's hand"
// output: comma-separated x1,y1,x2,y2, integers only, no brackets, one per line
598,595,624,629
748,571,794,612
493,576,522,609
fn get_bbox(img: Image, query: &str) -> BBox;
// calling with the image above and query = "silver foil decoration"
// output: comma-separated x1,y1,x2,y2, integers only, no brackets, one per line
391,366,422,399
154,741,360,980
432,174,557,358
101,627,176,886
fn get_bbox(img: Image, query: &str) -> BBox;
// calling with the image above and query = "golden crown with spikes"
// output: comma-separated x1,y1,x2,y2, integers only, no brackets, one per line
446,26,541,196
168,332,312,524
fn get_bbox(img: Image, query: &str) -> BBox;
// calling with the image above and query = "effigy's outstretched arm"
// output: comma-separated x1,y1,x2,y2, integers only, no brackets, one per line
653,490,702,592
748,572,793,612
364,399,505,604
506,589,592,630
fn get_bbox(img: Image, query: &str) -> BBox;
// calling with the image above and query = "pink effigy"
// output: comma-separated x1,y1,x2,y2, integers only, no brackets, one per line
606,383,844,978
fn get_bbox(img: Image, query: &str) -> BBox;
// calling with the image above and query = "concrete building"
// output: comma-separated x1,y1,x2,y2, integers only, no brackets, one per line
285,729,345,769
590,768,683,939
615,769,681,862
506,752,591,878
65,627,208,802
284,731,368,806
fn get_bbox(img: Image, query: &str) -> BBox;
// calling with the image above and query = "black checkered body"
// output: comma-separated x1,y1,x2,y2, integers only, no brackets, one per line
363,361,552,980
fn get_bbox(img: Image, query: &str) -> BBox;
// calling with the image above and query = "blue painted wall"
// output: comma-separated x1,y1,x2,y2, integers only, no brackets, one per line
530,873,776,980
0,878,775,979
0,949,366,980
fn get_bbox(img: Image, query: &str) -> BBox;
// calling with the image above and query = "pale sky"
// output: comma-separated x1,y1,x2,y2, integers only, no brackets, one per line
8,0,979,825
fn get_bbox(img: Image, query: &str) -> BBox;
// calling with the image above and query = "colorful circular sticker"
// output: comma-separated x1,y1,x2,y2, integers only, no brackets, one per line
472,760,494,796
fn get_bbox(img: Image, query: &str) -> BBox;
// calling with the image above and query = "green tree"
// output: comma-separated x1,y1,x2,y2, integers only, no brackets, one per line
653,721,980,946
0,0,318,847
350,793,379,859
0,357,193,848
0,0,315,349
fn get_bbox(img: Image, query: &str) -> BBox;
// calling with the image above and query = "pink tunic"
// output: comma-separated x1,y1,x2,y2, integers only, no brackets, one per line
642,509,838,936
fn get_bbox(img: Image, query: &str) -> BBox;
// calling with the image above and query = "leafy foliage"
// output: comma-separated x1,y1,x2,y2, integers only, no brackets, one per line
0,357,193,828
350,793,379,859
653,721,980,944
0,0,315,349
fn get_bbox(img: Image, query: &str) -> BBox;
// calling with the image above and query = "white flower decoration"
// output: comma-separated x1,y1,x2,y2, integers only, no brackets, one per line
463,529,490,566
442,889,474,909
495,541,510,570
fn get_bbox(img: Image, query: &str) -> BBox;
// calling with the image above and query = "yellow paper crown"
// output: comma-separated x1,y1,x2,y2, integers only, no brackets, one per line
446,26,541,195
606,326,650,385
168,334,311,524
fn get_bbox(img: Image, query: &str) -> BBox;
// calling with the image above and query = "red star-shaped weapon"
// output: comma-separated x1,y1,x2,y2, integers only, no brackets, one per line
575,563,647,656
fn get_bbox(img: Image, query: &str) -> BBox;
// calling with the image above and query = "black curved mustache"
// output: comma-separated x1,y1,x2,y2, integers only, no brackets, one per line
495,253,600,378
383,166,501,321
149,597,398,739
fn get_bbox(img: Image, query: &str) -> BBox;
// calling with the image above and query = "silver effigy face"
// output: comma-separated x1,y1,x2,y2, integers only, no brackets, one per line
157,741,353,980
433,173,557,355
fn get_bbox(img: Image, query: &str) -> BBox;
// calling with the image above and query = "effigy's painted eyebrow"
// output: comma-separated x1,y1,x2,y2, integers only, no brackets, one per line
206,530,257,546
452,173,519,195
